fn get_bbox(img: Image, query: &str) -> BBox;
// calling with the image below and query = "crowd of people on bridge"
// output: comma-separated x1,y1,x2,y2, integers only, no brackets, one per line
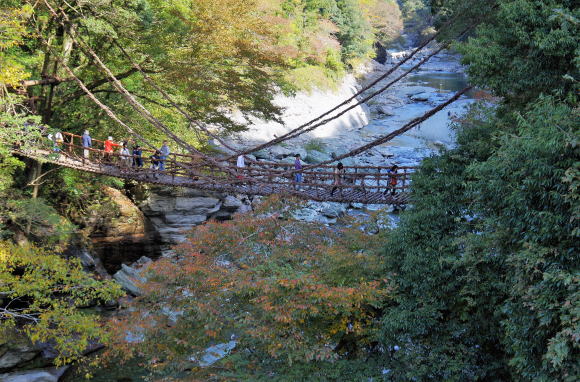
236,152,401,197
44,129,402,196
60,130,171,174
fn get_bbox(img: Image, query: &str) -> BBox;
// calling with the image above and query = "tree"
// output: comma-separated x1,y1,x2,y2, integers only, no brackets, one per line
457,0,579,105
378,0,579,380
0,241,124,366
107,197,393,380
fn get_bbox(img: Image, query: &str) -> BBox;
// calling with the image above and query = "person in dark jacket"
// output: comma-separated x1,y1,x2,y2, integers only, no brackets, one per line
132,145,143,168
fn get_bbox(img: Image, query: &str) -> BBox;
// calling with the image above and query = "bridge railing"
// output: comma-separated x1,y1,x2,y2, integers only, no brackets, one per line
41,132,415,195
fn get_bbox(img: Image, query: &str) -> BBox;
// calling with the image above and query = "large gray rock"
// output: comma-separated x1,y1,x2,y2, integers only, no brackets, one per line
0,343,38,370
320,202,347,218
0,367,68,382
174,197,220,211
113,261,148,296
163,214,208,226
191,341,237,367
144,196,173,213
377,105,395,116
305,150,331,164
268,145,307,160
222,196,243,212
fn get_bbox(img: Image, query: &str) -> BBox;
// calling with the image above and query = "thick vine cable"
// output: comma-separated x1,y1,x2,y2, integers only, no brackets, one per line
228,11,472,158
263,84,471,179
41,0,479,182
110,40,240,154
299,85,473,171
44,0,238,176
57,0,468,160
36,36,226,184
36,35,157,152
56,0,242,153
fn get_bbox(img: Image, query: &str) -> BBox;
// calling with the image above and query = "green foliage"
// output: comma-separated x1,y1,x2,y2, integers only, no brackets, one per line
457,0,580,105
0,241,124,366
1,196,75,245
380,97,578,381
304,138,327,152
466,98,579,381
376,1,579,380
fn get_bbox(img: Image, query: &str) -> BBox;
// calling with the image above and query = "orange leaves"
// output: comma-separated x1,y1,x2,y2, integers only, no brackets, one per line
110,197,395,373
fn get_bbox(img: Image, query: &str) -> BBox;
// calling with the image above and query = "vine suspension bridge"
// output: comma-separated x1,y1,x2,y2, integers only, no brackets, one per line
15,132,414,205
12,0,479,205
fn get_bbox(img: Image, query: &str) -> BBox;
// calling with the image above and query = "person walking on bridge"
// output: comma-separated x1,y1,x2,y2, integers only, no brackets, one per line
294,154,303,185
159,141,170,171
330,162,345,196
120,143,131,168
385,164,398,196
54,131,64,152
132,145,143,168
82,130,92,160
104,136,120,162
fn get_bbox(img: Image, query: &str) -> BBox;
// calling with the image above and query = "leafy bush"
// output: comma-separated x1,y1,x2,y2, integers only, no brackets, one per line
0,242,124,366
107,197,393,380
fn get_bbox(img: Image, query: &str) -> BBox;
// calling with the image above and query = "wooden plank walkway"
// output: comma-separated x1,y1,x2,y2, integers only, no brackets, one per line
15,132,413,205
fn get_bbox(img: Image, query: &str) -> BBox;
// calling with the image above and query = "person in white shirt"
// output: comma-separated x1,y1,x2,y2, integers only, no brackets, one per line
236,154,245,180
120,143,131,168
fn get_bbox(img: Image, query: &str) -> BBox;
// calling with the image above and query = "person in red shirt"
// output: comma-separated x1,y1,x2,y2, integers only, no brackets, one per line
104,136,120,162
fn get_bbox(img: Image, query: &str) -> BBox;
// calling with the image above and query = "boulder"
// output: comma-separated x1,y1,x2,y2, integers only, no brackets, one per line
377,105,395,116
163,214,208,226
409,92,430,102
191,341,237,367
78,249,96,269
0,343,39,371
113,262,148,296
305,150,331,164
174,197,220,211
0,367,68,382
268,145,307,160
222,196,243,212
320,202,347,218
101,187,146,237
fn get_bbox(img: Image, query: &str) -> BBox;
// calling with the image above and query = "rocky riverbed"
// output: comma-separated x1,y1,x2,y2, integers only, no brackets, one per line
218,46,474,222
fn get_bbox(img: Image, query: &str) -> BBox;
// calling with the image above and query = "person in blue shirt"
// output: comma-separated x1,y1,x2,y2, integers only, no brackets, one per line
82,130,92,159
159,141,170,171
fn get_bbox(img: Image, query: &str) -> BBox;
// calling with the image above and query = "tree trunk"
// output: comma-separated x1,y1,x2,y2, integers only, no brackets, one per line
26,160,43,235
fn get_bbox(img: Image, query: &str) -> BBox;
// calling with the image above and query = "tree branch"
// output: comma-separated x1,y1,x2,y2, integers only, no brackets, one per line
59,66,159,104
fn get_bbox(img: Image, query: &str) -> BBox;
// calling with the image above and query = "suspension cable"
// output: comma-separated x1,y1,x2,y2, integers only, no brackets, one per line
44,0,238,176
228,9,472,158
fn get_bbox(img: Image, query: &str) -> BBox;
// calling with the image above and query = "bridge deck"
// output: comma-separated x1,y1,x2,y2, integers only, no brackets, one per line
16,132,413,205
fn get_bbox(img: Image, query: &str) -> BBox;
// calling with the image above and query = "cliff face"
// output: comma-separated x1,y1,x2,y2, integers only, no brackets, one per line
227,72,372,147
138,186,253,247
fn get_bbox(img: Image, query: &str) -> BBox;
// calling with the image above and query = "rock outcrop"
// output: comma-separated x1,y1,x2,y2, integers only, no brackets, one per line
139,187,252,245
0,342,39,371
0,367,68,382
